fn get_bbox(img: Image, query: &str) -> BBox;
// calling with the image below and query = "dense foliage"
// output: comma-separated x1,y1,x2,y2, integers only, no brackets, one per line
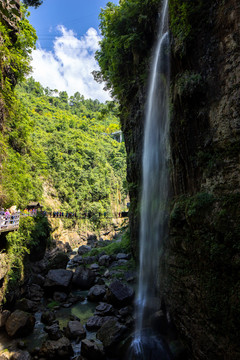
0,5,42,207
95,0,161,101
22,0,43,8
15,78,127,226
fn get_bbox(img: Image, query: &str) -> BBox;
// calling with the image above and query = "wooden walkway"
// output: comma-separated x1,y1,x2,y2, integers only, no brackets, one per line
0,211,20,234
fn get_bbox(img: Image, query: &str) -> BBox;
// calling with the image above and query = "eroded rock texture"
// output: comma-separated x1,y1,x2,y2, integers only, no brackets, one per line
161,1,240,359
122,0,240,359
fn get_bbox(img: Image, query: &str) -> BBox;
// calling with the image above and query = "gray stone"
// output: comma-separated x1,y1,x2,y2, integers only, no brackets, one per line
44,323,62,340
16,298,38,313
97,318,127,350
106,280,134,307
9,350,31,360
95,302,114,316
0,310,10,328
26,284,44,302
115,253,131,260
98,255,111,266
41,311,56,325
78,245,91,255
81,339,105,360
53,292,68,303
72,267,96,289
65,321,86,340
5,310,35,337
86,315,116,331
87,285,106,302
44,269,73,293
89,263,99,270
71,255,83,265
39,336,73,359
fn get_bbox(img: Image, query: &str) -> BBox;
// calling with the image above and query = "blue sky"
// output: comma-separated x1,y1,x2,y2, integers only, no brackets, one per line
28,0,119,102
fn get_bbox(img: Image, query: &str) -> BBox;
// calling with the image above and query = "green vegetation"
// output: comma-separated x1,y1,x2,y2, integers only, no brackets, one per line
4,215,51,295
14,78,127,228
95,0,160,101
86,228,131,257
169,0,205,53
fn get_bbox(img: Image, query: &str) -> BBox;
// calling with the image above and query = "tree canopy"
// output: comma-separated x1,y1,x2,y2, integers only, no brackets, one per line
95,0,160,102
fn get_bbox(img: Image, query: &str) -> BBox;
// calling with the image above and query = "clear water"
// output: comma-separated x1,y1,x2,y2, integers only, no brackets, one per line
132,0,170,356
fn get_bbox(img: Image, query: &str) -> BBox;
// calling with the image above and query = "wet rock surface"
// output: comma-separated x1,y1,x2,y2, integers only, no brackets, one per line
5,310,35,338
44,269,73,293
0,238,136,359
72,267,96,290
106,280,134,307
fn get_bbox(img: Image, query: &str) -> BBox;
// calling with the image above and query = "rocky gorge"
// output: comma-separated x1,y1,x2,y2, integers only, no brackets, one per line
0,236,137,360
1,0,240,359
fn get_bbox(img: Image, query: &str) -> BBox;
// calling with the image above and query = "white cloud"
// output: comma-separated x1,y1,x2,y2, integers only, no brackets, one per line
30,26,111,102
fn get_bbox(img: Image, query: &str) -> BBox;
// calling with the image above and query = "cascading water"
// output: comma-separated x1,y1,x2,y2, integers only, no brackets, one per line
130,0,170,358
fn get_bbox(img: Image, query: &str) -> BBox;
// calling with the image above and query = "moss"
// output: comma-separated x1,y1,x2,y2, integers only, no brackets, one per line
169,0,207,55
170,192,215,226
175,71,203,99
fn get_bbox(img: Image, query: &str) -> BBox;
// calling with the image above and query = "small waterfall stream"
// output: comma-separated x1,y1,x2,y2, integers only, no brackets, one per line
131,0,170,358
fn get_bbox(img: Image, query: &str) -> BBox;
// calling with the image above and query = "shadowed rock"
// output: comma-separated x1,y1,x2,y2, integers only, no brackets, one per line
106,280,134,307
65,320,86,340
44,269,73,293
81,339,105,360
87,285,106,302
72,267,96,289
5,310,35,337
39,336,73,359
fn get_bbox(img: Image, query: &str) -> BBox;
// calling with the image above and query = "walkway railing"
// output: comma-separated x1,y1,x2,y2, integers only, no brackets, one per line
0,211,20,234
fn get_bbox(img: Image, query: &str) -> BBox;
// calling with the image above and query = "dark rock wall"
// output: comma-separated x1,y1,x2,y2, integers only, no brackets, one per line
161,0,240,359
122,0,240,359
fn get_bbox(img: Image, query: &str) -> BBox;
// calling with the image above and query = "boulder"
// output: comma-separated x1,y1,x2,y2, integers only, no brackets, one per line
83,256,97,265
97,318,127,351
44,322,62,340
26,284,44,302
44,269,73,293
39,336,73,359
53,292,68,303
118,306,133,318
71,255,83,265
15,298,38,313
81,339,105,360
8,350,31,360
95,303,115,316
31,274,45,287
116,259,128,266
5,310,35,337
65,320,86,340
78,245,91,255
89,263,100,271
115,253,131,261
86,315,116,331
106,280,134,307
0,310,10,328
87,285,106,302
48,251,69,270
98,255,111,267
72,267,96,289
41,311,56,325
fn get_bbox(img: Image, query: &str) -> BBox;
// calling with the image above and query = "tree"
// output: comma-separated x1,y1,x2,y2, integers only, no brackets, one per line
22,0,43,8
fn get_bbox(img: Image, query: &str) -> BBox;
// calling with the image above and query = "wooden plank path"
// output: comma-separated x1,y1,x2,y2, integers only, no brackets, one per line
0,211,20,234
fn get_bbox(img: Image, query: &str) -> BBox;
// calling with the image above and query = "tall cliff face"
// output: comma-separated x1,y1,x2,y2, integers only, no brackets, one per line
121,0,240,359
164,0,240,359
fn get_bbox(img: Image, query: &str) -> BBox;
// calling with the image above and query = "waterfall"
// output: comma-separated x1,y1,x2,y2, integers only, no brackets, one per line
131,0,170,358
